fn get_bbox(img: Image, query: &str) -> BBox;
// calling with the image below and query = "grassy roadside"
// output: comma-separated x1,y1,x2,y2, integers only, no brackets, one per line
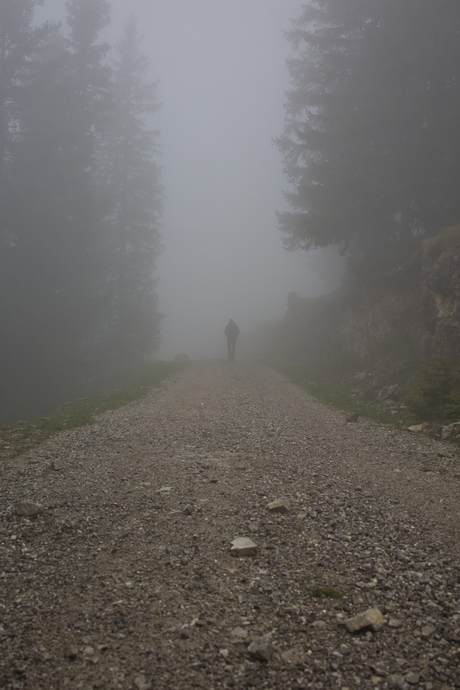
0,361,185,462
270,362,419,428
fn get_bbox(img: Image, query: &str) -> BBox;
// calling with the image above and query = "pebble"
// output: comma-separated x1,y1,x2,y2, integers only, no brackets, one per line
405,672,420,685
63,643,78,660
421,624,435,637
134,675,152,690
230,627,248,640
389,675,410,690
247,635,273,662
388,618,403,628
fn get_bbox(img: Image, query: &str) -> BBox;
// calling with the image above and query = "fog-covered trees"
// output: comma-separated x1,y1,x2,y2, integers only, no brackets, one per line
0,0,51,300
101,17,164,368
276,0,460,271
0,2,164,421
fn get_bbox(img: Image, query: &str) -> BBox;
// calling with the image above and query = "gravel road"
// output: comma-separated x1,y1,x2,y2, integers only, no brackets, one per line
1,359,460,690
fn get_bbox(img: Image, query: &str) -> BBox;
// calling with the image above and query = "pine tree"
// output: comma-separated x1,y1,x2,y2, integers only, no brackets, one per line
276,0,460,274
0,0,51,278
101,16,164,368
1,1,112,419
0,0,57,420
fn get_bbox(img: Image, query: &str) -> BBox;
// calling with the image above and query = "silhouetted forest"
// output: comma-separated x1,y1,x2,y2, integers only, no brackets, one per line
0,0,163,422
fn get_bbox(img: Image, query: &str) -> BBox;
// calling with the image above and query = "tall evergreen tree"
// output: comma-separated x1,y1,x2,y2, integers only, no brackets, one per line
1,1,112,420
0,0,57,420
101,16,164,368
0,0,46,190
0,0,51,280
276,0,460,272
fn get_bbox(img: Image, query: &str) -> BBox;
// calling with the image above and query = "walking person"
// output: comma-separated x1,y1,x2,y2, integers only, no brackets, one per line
224,319,240,362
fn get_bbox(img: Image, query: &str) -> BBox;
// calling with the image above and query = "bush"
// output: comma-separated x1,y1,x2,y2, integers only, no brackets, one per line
408,354,460,421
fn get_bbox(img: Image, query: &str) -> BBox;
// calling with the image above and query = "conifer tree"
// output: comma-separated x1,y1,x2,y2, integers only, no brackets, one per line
276,0,460,274
101,16,164,368
1,1,112,419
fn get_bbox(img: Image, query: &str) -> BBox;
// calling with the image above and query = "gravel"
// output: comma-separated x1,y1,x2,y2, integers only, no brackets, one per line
1,359,460,690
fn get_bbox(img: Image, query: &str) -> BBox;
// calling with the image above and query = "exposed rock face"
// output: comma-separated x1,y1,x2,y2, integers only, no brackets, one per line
377,385,405,403
282,226,460,370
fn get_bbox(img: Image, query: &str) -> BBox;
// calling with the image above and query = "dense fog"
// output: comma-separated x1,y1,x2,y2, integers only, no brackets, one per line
4,0,456,423
36,0,339,361
1,0,348,422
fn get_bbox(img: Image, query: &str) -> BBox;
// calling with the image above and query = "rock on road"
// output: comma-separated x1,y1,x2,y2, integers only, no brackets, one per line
1,359,460,690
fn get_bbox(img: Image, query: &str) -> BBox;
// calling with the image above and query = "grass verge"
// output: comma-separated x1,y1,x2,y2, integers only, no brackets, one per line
270,362,419,428
0,361,185,462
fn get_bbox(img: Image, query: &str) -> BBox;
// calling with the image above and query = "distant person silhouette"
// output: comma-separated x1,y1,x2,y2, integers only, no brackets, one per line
224,319,240,362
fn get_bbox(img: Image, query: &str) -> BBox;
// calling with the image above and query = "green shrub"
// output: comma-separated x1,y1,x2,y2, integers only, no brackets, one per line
407,354,460,421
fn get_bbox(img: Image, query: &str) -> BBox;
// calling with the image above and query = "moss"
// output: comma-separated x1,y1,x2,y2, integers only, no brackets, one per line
312,587,344,598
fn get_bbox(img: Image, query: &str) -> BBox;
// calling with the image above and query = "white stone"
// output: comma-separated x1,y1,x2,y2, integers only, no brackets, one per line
345,608,384,633
230,537,257,557
266,498,290,513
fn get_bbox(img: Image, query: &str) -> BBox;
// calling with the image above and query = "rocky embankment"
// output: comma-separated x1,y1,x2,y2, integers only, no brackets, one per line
1,360,460,690
270,226,460,392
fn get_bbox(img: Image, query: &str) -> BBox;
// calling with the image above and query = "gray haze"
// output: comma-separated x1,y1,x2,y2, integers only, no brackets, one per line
36,0,342,360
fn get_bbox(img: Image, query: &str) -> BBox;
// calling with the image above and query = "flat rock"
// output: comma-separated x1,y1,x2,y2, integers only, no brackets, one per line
50,459,64,470
345,608,384,633
15,501,44,517
230,537,257,556
266,498,290,513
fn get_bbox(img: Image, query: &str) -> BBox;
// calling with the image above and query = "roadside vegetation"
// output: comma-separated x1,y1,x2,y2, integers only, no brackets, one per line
407,354,460,422
0,361,184,462
271,362,420,429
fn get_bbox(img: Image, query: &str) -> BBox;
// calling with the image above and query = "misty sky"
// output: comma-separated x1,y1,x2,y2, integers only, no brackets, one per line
36,0,335,359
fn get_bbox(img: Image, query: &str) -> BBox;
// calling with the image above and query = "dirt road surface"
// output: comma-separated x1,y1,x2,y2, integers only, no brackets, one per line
1,359,460,689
